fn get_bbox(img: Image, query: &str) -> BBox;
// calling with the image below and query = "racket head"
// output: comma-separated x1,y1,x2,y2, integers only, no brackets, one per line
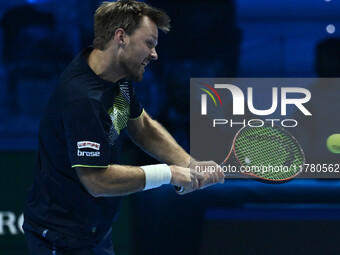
224,122,305,182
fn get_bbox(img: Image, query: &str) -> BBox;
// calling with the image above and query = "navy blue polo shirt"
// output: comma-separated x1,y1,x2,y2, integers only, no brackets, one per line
24,47,143,240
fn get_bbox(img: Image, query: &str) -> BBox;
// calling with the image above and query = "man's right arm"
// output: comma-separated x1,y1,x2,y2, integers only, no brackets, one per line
75,164,201,197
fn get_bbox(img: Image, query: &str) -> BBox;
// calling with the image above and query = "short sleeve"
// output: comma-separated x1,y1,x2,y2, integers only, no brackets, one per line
62,99,111,168
129,84,143,119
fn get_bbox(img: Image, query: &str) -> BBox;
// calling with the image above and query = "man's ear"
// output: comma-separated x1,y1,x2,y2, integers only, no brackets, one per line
114,28,126,46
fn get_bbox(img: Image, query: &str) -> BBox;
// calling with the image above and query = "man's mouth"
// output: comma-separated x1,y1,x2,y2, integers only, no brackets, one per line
142,61,148,67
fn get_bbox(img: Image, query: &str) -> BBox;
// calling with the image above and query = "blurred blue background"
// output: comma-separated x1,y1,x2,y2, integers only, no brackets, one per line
0,0,339,254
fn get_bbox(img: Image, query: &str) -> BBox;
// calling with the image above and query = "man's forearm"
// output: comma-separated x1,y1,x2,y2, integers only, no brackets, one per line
76,165,146,197
128,113,191,167
76,164,201,197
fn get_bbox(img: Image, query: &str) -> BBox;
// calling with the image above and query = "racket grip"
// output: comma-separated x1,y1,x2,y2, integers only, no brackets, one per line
174,185,184,193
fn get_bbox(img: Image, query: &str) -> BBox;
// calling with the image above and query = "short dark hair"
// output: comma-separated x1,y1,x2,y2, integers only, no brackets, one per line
93,0,170,50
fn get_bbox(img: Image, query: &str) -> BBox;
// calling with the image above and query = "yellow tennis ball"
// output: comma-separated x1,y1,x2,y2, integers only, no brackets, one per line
326,134,340,154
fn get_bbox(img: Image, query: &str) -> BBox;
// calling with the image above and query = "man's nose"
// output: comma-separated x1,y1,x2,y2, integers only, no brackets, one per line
150,48,158,60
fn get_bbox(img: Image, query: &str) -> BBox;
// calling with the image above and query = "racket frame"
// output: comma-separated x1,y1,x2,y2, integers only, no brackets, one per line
221,123,305,182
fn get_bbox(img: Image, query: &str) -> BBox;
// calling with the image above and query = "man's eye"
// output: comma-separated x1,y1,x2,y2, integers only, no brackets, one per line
146,41,153,48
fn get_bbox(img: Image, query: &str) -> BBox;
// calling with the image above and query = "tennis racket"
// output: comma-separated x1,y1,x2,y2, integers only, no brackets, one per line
221,122,305,182
175,122,305,192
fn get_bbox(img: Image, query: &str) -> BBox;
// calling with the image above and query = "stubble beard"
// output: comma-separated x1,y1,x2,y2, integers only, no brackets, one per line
120,56,144,82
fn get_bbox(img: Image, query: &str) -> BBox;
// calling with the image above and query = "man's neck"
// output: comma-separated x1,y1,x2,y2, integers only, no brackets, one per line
87,48,125,83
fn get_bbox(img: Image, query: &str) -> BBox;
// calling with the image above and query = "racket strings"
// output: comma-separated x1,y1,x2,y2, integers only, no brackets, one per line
234,125,304,180
236,127,289,165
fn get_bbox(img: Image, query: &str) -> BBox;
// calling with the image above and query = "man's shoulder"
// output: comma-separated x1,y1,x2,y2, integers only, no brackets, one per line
55,51,95,104
60,51,92,87
51,48,115,112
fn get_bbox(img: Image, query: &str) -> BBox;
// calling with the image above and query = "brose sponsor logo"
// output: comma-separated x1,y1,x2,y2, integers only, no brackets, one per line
77,141,101,157
77,150,100,157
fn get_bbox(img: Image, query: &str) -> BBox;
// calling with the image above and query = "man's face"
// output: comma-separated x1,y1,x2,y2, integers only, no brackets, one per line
120,16,159,82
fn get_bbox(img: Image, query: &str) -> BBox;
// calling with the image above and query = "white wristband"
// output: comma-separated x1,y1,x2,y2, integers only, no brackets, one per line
140,164,172,190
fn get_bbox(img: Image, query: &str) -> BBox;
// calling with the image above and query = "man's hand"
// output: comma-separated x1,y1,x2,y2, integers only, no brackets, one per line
189,160,225,189
169,161,225,195
169,165,205,194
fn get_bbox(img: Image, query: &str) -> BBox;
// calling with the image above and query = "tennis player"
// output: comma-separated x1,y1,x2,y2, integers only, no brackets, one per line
23,1,224,254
